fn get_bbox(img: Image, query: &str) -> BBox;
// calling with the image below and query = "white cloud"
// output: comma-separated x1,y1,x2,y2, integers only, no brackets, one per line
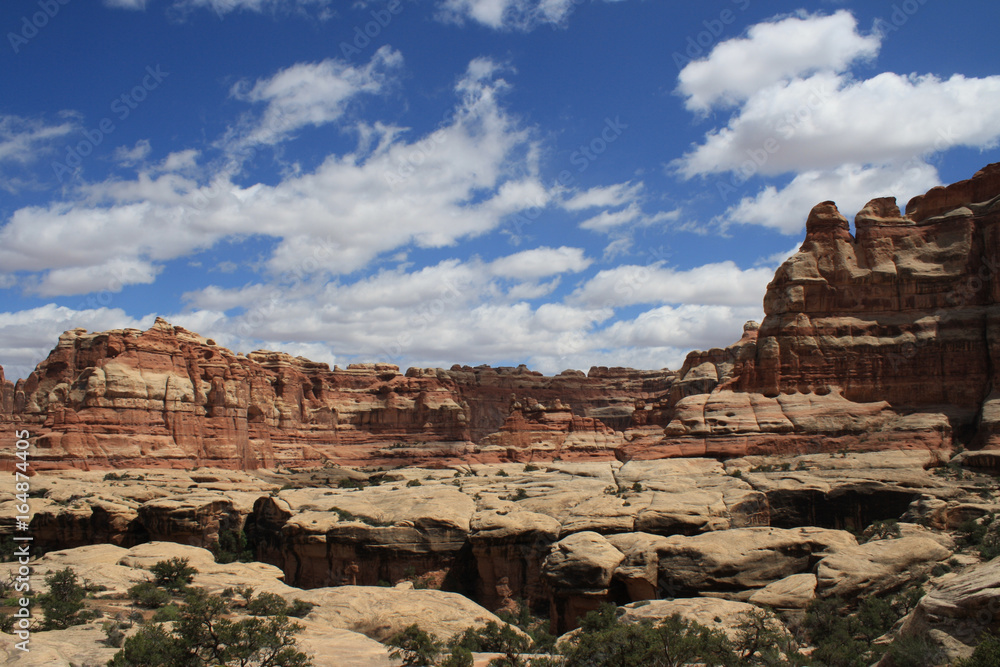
671,10,1000,238
169,0,331,16
0,114,77,166
435,0,628,30
561,181,643,211
570,260,773,308
103,0,148,8
488,246,591,279
724,161,941,234
579,204,680,233
113,140,152,166
159,149,201,173
592,304,763,354
436,0,573,30
677,10,880,112
676,71,1000,179
579,203,642,231
0,55,546,296
226,46,403,150
29,257,161,298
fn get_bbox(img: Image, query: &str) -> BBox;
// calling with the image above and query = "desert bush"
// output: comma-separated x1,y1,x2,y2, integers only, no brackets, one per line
150,557,197,590
38,567,91,630
128,581,171,609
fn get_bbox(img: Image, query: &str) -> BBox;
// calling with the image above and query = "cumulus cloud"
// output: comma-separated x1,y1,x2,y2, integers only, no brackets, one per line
570,260,773,308
675,71,1000,179
488,246,591,279
0,54,546,295
676,10,880,112
672,10,1000,236
724,161,940,234
29,257,161,298
225,46,403,150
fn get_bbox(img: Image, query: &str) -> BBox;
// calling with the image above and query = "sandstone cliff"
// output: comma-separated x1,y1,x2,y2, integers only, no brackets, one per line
1,319,667,469
655,162,1000,460
4,164,1000,468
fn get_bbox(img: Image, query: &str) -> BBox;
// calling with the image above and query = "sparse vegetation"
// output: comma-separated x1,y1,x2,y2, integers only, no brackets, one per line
38,567,93,630
861,519,902,543
212,528,254,564
109,587,312,667
128,581,171,609
150,557,198,591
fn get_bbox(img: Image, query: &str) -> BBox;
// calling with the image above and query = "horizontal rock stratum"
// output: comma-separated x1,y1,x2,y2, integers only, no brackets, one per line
3,162,1000,470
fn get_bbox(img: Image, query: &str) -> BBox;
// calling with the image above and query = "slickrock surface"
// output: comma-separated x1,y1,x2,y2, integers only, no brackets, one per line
0,541,511,667
4,453,988,636
890,556,1000,663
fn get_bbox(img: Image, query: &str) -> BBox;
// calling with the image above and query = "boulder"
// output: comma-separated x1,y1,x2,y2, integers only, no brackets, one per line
815,536,950,598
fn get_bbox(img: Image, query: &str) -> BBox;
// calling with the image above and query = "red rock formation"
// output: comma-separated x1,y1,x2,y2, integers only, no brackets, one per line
1,320,665,470
660,162,1000,458
0,366,13,422
5,163,1000,468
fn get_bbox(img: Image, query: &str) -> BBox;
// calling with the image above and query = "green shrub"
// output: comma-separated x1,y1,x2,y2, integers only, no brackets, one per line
150,557,197,591
110,588,311,667
387,624,442,666
128,581,171,609
245,592,313,618
213,529,254,564
152,603,181,622
955,635,1000,666
439,645,474,667
38,568,89,630
561,608,735,667
102,620,128,648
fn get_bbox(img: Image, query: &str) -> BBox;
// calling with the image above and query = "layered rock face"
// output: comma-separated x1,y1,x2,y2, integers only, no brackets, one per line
0,321,671,470
655,163,1000,458
4,164,1000,467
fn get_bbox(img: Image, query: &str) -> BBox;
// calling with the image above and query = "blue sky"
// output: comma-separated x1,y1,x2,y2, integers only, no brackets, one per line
1,0,999,380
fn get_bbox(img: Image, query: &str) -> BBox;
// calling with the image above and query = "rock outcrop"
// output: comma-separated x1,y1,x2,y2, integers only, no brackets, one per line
653,163,1000,459
3,164,1000,467
0,321,668,470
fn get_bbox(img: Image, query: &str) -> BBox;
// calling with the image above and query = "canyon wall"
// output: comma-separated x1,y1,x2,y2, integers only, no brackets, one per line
0,320,669,470
656,162,1000,460
3,163,1000,469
